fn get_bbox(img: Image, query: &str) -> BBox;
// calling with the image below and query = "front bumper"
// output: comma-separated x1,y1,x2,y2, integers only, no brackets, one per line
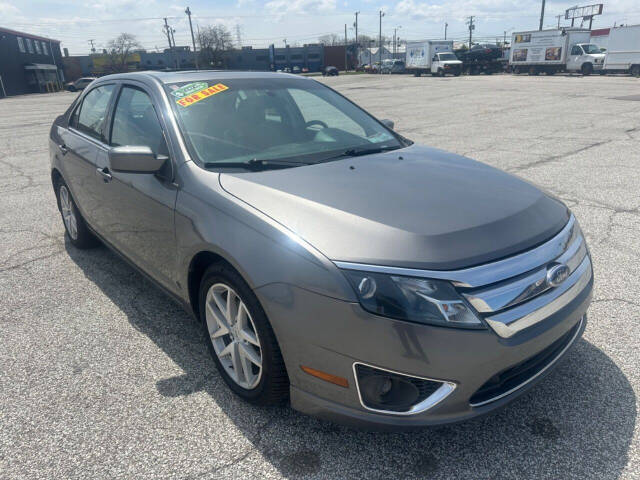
255,264,592,429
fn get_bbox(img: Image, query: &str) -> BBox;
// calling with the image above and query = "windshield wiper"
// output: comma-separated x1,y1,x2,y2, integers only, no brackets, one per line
203,158,310,171
316,144,402,163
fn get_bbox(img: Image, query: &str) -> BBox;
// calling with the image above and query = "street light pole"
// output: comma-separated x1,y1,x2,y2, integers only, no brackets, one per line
379,9,384,73
185,7,198,69
445,22,448,40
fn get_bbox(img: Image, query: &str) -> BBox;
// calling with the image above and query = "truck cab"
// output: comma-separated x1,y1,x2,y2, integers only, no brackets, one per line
431,52,462,76
567,43,605,74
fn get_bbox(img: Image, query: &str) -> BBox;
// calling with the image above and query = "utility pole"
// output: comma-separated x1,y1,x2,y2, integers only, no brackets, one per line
503,30,507,45
467,16,475,48
88,39,95,53
170,27,178,68
354,11,359,47
163,18,176,69
539,0,546,30
185,7,199,69
444,22,448,40
379,9,384,73
344,24,348,72
392,26,401,55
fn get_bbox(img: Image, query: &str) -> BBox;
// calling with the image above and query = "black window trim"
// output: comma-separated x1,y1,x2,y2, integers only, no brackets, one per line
105,80,175,181
68,82,118,147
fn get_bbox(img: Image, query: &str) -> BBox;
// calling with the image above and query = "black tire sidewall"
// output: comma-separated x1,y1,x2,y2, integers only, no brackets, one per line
55,179,97,248
198,264,284,404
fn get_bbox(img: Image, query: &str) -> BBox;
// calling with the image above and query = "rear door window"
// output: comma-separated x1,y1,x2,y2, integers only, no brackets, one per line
72,84,116,142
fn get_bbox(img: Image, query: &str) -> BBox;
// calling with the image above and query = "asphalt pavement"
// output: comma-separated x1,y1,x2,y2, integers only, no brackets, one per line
0,74,638,479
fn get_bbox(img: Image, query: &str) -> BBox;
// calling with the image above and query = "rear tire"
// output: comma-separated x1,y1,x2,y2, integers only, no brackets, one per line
199,263,289,405
631,65,640,77
55,178,99,249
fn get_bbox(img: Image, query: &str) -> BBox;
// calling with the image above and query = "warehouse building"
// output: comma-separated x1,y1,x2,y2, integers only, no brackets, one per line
0,27,64,97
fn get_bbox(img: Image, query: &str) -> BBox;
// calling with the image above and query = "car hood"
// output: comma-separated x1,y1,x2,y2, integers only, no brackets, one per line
219,144,569,270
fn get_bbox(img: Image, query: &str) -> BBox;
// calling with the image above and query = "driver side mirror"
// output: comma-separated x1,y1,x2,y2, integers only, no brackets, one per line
108,146,167,174
381,119,395,130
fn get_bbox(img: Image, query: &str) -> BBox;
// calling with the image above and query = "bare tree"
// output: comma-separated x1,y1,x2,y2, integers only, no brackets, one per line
105,33,142,73
197,25,234,67
318,34,341,46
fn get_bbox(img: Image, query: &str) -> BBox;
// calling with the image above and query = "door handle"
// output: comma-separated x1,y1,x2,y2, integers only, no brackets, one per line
58,144,68,155
96,167,112,183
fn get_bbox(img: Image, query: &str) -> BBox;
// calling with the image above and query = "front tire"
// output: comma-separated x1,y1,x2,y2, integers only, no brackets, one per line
199,263,289,405
55,179,99,249
581,63,593,76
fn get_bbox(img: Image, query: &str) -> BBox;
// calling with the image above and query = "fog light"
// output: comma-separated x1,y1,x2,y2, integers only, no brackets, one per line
360,375,419,411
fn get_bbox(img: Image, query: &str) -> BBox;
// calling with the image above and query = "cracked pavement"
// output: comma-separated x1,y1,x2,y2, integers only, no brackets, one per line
1,75,639,479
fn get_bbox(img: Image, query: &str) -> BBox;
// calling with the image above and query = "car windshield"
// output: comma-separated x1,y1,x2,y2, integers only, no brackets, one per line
439,53,458,61
582,44,601,54
165,77,403,168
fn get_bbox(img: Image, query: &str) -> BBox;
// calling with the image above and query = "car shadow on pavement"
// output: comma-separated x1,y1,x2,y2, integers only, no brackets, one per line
66,241,636,480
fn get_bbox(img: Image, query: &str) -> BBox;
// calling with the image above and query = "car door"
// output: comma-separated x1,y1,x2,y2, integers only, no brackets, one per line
93,82,179,291
567,45,583,71
59,83,116,226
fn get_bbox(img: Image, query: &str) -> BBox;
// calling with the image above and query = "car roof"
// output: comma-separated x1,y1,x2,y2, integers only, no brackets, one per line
94,70,309,86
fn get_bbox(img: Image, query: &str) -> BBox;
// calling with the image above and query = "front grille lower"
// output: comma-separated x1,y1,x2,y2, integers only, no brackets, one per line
469,318,582,407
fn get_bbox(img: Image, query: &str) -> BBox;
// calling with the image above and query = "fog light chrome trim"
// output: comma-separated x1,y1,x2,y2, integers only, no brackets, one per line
352,362,456,416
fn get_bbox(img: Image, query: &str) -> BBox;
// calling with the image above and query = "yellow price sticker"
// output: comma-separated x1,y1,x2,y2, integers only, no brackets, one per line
176,83,229,107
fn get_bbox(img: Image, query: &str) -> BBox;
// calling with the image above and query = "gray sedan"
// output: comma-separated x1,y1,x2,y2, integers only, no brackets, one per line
49,71,592,428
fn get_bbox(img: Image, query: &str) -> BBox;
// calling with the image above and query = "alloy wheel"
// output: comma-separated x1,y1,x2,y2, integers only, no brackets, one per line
205,283,263,389
59,185,78,240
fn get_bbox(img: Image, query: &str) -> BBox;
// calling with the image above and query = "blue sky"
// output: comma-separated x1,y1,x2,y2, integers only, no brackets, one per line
2,0,639,54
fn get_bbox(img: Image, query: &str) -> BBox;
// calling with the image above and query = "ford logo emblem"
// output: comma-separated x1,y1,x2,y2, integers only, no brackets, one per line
547,264,570,287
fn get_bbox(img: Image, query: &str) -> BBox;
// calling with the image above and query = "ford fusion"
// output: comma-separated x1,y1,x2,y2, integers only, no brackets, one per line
49,72,592,428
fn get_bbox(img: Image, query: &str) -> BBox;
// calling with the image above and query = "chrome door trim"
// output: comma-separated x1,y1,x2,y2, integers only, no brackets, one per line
470,315,584,407
335,216,576,288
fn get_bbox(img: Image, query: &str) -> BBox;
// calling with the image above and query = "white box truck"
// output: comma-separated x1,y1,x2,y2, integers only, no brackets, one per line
405,40,462,77
603,25,640,77
509,28,605,75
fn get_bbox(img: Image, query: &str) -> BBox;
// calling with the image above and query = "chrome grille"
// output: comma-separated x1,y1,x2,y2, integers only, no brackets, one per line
457,215,592,338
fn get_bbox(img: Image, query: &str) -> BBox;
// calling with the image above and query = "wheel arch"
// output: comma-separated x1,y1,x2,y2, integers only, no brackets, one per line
187,249,252,322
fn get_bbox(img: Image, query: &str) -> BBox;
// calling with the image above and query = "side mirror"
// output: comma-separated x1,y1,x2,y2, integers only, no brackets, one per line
108,145,166,174
381,119,394,130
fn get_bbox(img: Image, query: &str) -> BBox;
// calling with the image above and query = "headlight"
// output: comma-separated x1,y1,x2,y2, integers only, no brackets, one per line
342,270,484,328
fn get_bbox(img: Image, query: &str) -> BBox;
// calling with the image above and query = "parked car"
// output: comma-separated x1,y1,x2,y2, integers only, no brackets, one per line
323,66,339,76
50,71,592,428
65,77,97,92
292,66,301,74
380,59,406,74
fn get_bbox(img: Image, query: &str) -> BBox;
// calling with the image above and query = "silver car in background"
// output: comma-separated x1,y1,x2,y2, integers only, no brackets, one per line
49,71,592,428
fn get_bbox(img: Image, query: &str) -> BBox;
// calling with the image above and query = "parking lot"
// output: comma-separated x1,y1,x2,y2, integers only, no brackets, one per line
1,74,639,479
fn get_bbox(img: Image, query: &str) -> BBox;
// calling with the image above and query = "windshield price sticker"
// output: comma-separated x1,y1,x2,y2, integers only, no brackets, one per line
174,83,229,107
